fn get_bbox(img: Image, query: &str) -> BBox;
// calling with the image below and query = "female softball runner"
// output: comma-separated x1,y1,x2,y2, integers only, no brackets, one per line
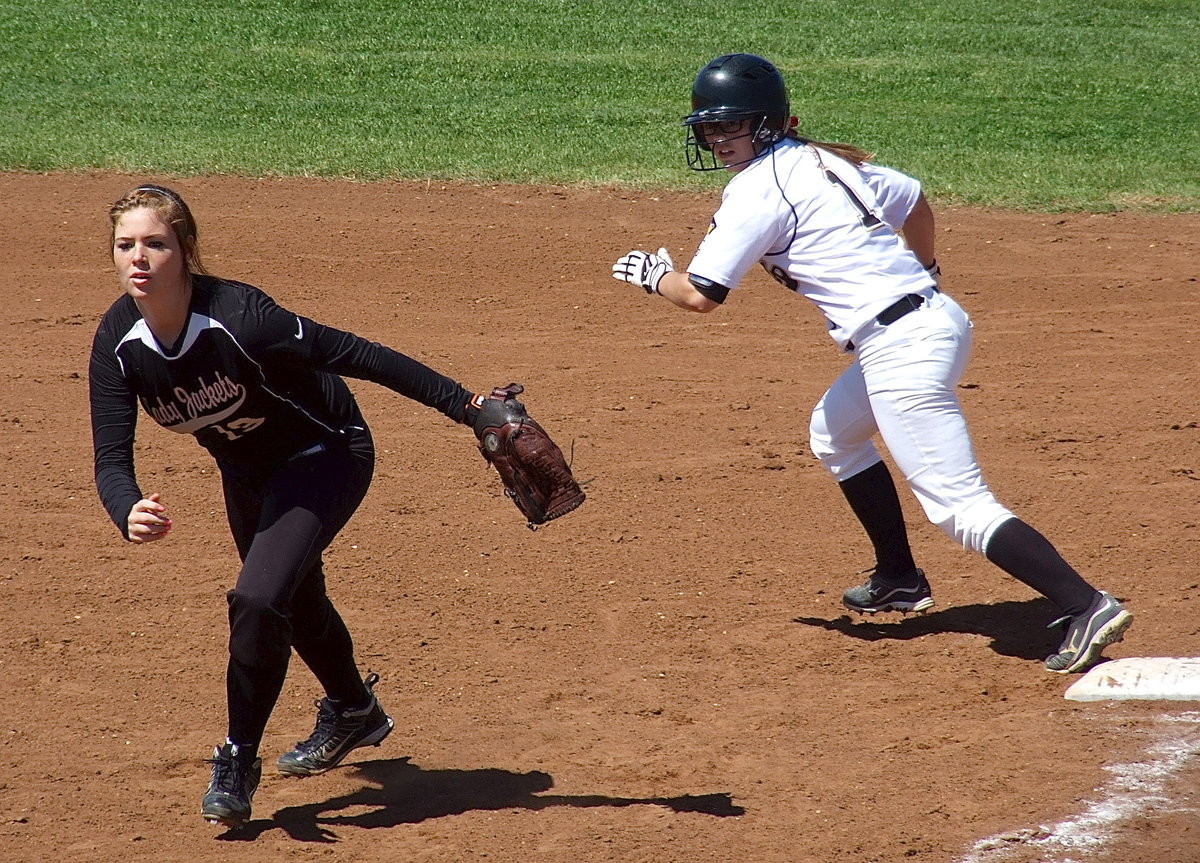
90,184,489,827
613,53,1132,675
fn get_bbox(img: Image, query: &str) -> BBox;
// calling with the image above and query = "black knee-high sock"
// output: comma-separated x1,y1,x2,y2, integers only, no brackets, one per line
838,461,916,576
984,517,1097,616
227,656,288,752
292,599,370,708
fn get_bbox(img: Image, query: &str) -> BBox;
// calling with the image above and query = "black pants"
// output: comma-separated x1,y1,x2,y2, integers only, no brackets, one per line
220,427,375,748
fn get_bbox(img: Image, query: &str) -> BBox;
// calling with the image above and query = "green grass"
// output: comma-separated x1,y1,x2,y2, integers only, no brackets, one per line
1,0,1197,209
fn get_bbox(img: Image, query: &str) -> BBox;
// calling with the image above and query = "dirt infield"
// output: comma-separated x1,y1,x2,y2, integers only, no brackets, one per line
1,172,1197,862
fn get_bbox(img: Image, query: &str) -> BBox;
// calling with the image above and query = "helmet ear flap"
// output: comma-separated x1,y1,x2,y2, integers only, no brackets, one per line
752,116,783,148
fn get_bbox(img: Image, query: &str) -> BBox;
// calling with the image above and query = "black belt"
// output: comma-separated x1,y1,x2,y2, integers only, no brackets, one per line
846,290,936,351
876,292,928,325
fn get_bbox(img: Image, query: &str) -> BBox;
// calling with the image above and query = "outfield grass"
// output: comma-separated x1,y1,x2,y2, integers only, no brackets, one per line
1,0,1196,209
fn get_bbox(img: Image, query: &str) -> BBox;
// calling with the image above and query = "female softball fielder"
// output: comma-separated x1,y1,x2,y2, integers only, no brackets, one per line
612,53,1132,675
90,184,494,827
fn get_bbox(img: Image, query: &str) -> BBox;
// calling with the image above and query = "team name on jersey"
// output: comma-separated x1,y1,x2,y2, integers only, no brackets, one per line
146,371,246,431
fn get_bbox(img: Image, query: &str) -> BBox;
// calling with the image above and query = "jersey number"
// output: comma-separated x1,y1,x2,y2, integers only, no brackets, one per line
766,168,883,293
824,169,882,230
211,417,265,441
766,264,798,291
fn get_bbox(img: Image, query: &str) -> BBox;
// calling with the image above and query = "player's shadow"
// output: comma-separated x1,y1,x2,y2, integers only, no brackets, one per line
793,596,1065,661
219,757,744,842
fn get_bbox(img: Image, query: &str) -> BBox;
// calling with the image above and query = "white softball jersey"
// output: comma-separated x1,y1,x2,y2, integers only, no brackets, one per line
687,139,936,351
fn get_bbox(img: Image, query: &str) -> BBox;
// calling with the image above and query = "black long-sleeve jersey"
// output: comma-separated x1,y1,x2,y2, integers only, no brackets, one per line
89,274,475,536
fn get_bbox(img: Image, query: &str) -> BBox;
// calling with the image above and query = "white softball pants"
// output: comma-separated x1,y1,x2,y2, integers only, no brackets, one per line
809,292,1014,554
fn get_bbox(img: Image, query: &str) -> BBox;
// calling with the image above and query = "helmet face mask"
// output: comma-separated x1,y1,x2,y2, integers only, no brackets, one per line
684,53,790,172
686,116,776,171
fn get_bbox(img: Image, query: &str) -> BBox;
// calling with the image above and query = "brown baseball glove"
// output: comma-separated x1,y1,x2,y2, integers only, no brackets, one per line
473,383,585,529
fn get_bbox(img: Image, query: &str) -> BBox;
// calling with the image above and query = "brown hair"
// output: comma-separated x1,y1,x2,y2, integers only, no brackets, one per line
785,129,875,165
807,140,875,165
108,184,208,275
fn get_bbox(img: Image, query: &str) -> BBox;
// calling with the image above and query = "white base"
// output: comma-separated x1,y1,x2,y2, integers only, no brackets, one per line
1065,657,1200,702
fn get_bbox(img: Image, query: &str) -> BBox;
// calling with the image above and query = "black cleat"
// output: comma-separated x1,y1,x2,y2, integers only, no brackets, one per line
277,673,394,777
842,568,934,615
201,742,261,827
1044,591,1133,673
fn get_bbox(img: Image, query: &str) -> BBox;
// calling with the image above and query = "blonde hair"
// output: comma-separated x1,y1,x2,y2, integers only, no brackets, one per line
108,184,208,275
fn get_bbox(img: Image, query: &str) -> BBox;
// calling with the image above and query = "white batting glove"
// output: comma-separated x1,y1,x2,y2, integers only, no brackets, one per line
613,247,675,295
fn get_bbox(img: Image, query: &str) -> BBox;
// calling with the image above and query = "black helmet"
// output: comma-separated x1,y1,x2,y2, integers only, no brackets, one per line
684,53,791,171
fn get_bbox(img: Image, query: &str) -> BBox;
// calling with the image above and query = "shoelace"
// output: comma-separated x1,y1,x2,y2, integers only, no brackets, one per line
206,753,245,793
858,566,923,591
291,701,342,751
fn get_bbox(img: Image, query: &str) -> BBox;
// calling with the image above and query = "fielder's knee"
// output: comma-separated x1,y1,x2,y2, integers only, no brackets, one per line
226,588,292,667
